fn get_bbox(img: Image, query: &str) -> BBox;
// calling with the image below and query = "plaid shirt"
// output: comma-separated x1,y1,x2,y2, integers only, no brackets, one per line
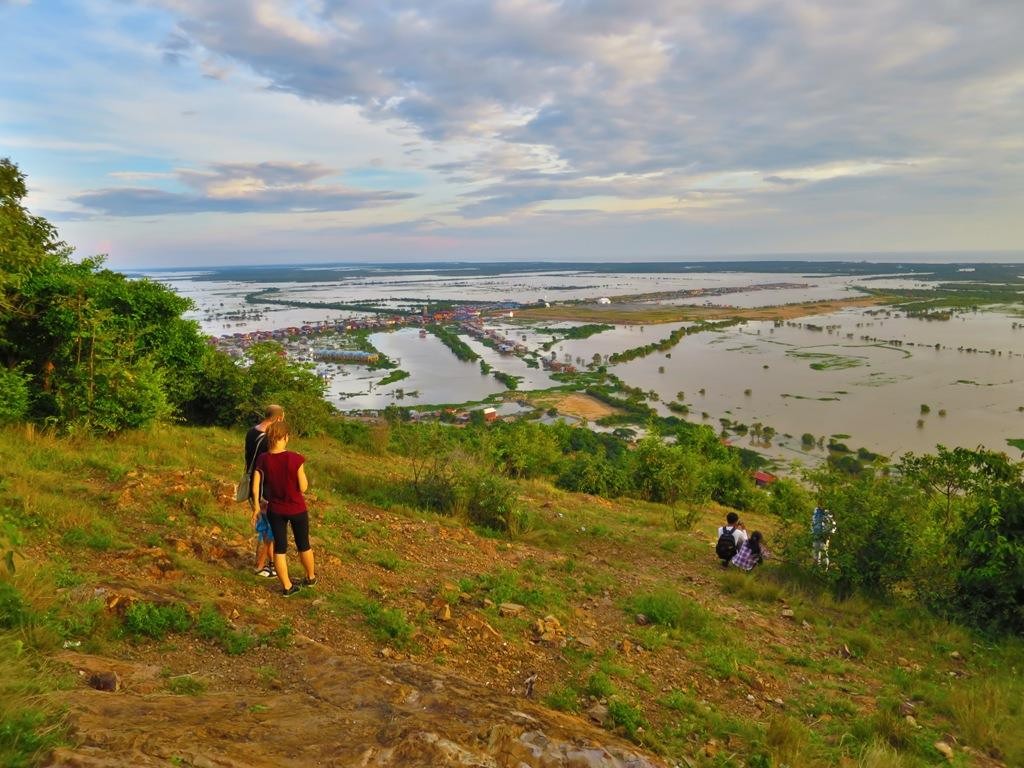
731,541,769,571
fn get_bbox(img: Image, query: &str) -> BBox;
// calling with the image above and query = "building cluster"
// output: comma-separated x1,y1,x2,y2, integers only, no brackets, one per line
209,301,522,358
459,320,529,355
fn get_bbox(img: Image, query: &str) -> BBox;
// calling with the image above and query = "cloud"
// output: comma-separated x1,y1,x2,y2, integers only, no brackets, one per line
148,0,1024,220
72,161,415,216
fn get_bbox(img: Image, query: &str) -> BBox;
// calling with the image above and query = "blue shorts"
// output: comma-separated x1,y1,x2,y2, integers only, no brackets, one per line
255,513,274,544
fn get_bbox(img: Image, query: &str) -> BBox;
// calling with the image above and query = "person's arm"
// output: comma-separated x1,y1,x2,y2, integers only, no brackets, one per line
250,470,262,522
297,464,309,493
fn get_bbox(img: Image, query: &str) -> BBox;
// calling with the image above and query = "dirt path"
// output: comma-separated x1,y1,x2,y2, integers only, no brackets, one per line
50,639,666,768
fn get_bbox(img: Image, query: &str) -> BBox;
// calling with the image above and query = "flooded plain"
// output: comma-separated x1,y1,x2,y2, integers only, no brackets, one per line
609,308,1024,460
146,265,1024,460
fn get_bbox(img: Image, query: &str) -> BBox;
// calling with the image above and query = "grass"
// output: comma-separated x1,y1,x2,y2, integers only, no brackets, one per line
719,569,783,603
2,422,1023,767
585,671,617,698
624,589,711,634
765,715,813,767
167,675,206,696
194,604,258,655
543,684,580,713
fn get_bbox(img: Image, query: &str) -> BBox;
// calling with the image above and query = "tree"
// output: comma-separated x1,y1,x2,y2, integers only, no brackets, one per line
898,446,1019,523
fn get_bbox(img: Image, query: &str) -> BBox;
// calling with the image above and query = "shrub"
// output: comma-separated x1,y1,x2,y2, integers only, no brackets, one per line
953,483,1024,633
0,369,30,424
461,470,528,535
122,602,191,639
0,581,27,629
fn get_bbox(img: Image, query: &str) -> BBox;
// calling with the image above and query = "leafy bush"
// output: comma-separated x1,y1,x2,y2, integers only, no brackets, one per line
953,482,1024,633
0,369,29,424
0,581,27,629
121,601,191,639
461,469,528,535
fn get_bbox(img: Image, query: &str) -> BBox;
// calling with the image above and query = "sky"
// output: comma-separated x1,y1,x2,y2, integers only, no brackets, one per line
2,0,1022,267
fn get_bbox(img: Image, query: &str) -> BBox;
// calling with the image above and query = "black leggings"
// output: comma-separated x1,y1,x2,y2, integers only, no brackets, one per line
268,512,310,555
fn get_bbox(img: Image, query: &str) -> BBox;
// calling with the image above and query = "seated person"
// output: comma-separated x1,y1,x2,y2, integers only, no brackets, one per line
731,531,769,572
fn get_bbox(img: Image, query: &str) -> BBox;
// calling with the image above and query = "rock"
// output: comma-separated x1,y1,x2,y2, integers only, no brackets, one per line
949,650,962,660
499,602,526,618
533,615,564,644
574,635,597,649
780,609,795,619
801,620,812,630
934,741,954,761
905,715,918,728
87,671,121,692
634,613,649,626
435,603,452,622
703,739,719,757
772,698,784,707
618,639,633,657
483,598,495,609
898,700,916,717
839,644,853,659
586,703,608,724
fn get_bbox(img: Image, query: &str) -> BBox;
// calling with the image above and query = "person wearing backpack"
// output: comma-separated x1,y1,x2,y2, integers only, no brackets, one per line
716,512,748,567
811,505,836,569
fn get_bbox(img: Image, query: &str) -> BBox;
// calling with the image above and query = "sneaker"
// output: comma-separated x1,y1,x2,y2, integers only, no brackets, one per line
255,565,274,577
282,585,301,597
302,576,318,587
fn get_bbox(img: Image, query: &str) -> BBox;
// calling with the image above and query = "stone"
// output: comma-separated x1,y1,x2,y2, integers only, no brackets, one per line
87,671,122,692
435,603,452,622
634,613,649,626
534,615,564,644
898,700,916,717
934,741,954,761
780,609,795,619
499,602,526,617
483,598,495,609
905,715,918,728
586,703,608,724
704,739,719,757
949,650,962,660
575,635,597,649
618,639,633,657
801,620,812,630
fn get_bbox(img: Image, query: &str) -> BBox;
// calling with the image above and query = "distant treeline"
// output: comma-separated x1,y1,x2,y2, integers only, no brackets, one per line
538,323,614,351
608,319,739,363
427,324,479,362
245,288,413,316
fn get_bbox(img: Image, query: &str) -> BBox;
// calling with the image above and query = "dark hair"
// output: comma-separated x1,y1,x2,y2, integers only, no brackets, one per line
748,531,763,556
266,420,290,446
726,512,739,525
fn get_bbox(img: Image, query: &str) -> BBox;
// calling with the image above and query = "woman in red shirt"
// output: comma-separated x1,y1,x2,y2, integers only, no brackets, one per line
251,420,316,596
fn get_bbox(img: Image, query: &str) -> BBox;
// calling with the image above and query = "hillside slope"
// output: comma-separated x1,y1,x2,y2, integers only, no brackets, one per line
0,425,1020,768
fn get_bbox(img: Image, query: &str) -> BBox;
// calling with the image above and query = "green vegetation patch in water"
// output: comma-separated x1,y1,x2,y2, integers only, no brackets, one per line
787,350,866,371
